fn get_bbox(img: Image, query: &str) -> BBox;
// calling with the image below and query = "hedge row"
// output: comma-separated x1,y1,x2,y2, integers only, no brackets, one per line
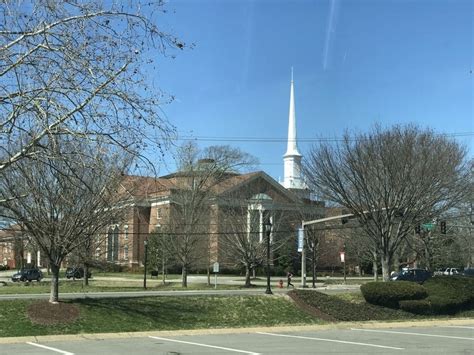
360,281,427,309
362,277,474,315
402,276,474,315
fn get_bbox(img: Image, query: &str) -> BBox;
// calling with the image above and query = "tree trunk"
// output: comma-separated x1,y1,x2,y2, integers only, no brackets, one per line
49,263,60,303
83,264,90,287
311,248,317,288
381,254,390,282
424,242,432,271
161,255,166,285
372,252,379,281
181,265,187,288
207,264,211,286
244,265,251,287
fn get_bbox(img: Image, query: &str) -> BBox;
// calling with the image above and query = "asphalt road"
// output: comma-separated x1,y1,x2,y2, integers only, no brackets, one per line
1,322,472,354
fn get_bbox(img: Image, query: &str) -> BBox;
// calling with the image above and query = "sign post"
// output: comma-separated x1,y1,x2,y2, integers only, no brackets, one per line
340,251,346,284
213,262,219,289
298,227,306,287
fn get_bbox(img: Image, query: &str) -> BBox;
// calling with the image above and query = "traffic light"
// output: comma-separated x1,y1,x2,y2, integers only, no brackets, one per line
440,221,447,234
415,225,421,234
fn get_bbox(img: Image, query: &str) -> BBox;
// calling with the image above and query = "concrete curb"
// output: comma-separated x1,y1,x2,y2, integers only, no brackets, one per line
0,318,472,344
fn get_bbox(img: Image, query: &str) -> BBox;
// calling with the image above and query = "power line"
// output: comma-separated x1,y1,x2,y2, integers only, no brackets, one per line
171,131,474,144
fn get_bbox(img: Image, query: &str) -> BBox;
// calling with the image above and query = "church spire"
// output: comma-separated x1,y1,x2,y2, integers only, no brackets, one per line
282,68,304,190
284,67,301,158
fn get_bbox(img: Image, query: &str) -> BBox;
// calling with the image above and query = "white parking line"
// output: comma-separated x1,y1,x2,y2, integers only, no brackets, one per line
26,342,74,355
351,328,474,341
256,332,404,350
149,336,261,355
446,326,474,330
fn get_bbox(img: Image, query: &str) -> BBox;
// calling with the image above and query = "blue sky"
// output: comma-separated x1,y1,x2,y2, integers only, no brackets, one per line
153,0,473,180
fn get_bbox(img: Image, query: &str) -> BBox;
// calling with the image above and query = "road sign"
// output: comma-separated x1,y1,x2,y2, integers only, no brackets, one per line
340,251,345,263
213,262,219,273
422,223,435,231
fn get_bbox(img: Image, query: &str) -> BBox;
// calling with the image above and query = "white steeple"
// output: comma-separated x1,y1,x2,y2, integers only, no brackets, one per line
282,68,304,190
284,67,301,157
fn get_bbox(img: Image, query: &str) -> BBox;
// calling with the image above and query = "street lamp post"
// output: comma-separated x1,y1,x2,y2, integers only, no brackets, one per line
143,239,148,290
264,219,273,295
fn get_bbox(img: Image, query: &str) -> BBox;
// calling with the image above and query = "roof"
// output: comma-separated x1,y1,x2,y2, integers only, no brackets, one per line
122,170,304,204
119,175,173,198
212,171,302,203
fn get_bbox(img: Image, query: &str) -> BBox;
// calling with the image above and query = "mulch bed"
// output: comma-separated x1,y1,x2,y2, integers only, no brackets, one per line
27,301,80,325
287,290,337,322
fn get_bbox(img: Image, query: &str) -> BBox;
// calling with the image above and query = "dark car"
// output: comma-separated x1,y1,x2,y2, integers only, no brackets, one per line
65,267,91,279
11,268,43,282
390,268,431,284
462,268,474,277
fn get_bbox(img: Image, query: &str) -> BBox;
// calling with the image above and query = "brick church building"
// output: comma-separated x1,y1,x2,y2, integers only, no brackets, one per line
0,72,347,273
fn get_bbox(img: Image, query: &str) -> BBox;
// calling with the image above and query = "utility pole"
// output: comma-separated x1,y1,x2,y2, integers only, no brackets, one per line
298,227,306,287
143,239,148,290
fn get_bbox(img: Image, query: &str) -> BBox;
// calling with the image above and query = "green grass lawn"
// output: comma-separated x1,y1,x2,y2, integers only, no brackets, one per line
0,295,322,337
0,280,255,294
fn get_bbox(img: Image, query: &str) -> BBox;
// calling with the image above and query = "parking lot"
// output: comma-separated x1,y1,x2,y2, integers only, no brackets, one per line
1,323,472,355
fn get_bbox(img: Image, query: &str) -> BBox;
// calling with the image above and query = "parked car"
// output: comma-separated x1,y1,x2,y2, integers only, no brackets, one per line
11,268,43,282
443,267,460,276
390,268,431,283
65,267,91,279
462,268,474,277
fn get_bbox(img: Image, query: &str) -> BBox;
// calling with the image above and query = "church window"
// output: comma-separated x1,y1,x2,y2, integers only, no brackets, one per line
124,245,129,260
107,225,120,262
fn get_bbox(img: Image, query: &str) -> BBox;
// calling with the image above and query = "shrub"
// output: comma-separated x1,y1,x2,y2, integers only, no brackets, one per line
424,276,474,302
361,281,427,308
398,277,474,315
399,299,432,315
88,260,125,273
423,276,474,314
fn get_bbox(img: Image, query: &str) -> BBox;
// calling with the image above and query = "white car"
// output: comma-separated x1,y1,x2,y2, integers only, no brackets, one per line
443,268,460,276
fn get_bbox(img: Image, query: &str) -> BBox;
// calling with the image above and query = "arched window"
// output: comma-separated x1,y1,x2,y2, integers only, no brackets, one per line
107,228,113,261
107,225,120,262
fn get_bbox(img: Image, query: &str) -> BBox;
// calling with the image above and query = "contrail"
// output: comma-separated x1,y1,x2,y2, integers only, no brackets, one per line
323,0,339,70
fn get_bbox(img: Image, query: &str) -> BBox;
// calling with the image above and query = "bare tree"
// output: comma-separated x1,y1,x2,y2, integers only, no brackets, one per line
304,125,470,281
303,226,324,287
409,207,474,271
163,142,258,287
219,204,269,287
342,226,381,280
0,1,184,175
147,229,175,285
219,191,315,288
0,138,132,303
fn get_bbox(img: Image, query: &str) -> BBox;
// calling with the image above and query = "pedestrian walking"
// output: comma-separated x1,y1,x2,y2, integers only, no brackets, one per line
287,272,294,288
